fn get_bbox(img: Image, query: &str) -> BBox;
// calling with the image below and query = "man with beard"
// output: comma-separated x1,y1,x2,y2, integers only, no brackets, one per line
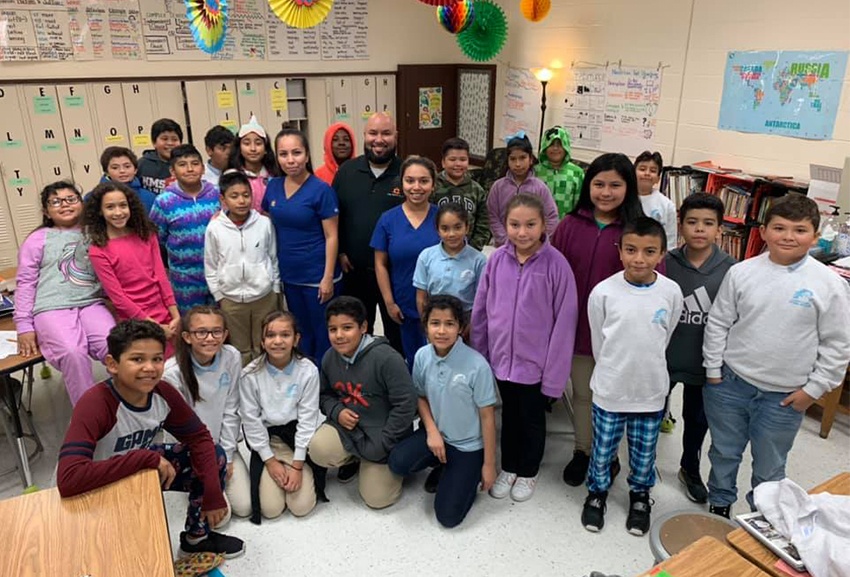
332,113,403,354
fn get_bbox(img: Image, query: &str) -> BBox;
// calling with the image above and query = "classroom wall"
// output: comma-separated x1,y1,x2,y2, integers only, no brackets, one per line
506,0,850,179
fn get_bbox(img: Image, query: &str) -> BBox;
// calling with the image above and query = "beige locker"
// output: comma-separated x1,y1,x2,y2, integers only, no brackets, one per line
329,76,355,127
353,76,377,139
151,82,187,132
122,82,157,155
20,85,73,190
89,82,130,151
0,85,41,249
262,78,290,133
376,74,396,119
235,78,264,126
185,80,239,160
306,77,330,163
56,83,102,192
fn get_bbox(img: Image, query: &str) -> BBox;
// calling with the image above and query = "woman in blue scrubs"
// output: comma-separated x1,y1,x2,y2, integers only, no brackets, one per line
371,156,441,369
263,128,341,361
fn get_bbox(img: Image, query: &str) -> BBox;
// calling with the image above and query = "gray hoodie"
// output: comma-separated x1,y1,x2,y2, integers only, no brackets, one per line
319,336,417,463
665,245,736,385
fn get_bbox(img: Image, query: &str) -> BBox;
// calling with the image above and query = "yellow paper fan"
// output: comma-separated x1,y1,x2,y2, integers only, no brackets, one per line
268,0,333,29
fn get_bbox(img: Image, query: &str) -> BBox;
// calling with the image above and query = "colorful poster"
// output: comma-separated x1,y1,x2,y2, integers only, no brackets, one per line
719,50,848,140
500,66,542,147
419,86,442,130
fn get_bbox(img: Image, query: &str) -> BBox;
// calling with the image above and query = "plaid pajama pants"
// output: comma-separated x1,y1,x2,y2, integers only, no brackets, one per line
586,404,664,494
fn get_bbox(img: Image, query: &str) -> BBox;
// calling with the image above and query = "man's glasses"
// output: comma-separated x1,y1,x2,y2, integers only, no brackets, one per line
188,328,226,339
46,196,81,208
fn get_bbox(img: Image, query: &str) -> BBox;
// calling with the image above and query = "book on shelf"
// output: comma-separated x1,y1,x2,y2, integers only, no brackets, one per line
662,170,708,209
718,184,750,222
719,225,747,260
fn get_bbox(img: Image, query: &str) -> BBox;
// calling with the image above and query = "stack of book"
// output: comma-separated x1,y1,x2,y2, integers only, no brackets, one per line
719,184,750,223
719,226,747,260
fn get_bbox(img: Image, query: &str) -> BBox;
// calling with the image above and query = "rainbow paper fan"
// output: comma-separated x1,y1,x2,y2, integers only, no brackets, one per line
457,0,507,62
185,0,228,54
268,0,333,29
436,0,474,34
520,0,551,22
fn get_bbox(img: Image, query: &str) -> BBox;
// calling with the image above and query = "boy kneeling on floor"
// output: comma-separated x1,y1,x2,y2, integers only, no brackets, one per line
57,319,245,558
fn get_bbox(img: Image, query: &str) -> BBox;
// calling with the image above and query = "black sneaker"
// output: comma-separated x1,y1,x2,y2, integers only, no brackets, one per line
180,531,245,559
626,491,653,536
563,451,590,487
338,460,359,484
678,467,708,504
709,504,731,519
581,491,608,532
424,465,444,494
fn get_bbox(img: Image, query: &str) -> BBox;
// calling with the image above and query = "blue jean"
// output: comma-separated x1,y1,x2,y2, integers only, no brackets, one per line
283,282,341,362
587,404,663,494
152,442,227,537
399,316,426,371
703,366,804,509
388,427,484,528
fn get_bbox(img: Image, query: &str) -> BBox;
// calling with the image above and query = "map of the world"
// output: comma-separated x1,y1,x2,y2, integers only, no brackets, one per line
718,50,848,140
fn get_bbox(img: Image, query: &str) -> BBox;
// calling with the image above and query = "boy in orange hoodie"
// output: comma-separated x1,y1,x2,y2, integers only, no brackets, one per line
315,122,357,185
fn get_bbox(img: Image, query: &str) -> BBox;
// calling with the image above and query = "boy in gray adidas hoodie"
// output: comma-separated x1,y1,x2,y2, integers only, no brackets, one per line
665,193,735,504
308,296,417,509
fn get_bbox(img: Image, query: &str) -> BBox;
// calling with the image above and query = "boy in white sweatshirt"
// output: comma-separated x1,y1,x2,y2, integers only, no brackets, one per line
581,217,683,536
204,171,281,365
702,194,850,518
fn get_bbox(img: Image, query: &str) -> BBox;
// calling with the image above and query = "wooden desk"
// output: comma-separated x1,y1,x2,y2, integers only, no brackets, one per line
637,536,771,577
727,472,850,577
0,316,44,489
0,470,175,577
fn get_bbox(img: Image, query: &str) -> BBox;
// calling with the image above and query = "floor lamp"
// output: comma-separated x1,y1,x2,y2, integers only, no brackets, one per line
534,68,554,150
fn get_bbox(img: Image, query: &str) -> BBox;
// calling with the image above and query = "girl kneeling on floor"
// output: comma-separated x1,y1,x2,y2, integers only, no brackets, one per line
240,311,325,523
389,295,497,528
162,305,249,525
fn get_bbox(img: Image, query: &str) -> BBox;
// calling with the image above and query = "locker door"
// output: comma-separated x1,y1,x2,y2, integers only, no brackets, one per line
184,80,215,152
90,82,130,151
262,78,290,133
122,81,156,155
0,85,41,249
329,77,355,127
20,85,73,189
353,76,377,139
150,82,186,131
208,80,239,133
235,78,264,126
376,74,396,118
56,84,102,192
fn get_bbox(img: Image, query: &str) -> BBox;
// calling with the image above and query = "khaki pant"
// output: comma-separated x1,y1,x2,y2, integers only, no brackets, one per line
258,436,317,518
224,451,252,520
219,292,280,366
308,424,402,510
569,355,596,454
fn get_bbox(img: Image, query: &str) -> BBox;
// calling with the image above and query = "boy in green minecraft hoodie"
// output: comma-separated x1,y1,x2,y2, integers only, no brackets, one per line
535,126,585,218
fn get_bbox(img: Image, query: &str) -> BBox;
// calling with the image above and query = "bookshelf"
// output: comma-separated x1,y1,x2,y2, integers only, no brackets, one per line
661,163,808,261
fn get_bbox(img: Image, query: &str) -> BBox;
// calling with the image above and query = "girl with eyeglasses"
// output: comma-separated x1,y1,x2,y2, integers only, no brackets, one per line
14,180,116,404
162,305,249,525
85,181,180,357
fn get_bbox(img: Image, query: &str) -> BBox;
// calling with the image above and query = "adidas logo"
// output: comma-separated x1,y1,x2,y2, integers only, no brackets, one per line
680,286,711,325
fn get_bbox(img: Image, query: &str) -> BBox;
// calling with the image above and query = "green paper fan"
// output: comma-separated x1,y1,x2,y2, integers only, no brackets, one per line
456,0,507,62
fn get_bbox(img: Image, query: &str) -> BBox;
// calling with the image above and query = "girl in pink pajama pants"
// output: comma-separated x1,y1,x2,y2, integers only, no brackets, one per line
14,181,115,405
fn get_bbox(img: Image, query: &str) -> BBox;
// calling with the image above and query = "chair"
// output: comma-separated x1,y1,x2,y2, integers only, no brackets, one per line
0,374,44,482
473,147,507,195
812,371,848,439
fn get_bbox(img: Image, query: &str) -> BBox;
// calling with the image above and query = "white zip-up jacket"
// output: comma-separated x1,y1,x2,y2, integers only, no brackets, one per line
204,209,280,303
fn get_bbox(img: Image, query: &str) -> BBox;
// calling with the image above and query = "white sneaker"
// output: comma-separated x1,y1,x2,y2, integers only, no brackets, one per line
510,476,538,502
489,471,517,499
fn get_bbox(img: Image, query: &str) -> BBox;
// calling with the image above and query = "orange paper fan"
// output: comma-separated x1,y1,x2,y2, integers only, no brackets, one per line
520,0,551,22
268,0,333,29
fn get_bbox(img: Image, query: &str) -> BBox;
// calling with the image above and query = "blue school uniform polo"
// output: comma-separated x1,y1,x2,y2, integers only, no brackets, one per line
369,204,440,319
413,243,487,312
413,339,497,451
263,174,341,286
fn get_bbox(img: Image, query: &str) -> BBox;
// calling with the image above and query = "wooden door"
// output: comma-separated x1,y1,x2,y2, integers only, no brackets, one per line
396,64,459,165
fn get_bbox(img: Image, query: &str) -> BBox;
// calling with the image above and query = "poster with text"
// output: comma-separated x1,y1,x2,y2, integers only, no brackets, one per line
718,50,848,140
500,66,542,147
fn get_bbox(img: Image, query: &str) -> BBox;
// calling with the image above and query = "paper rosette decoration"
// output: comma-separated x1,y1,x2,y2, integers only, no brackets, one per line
185,0,228,54
520,0,551,22
436,0,474,34
456,0,507,62
269,0,333,29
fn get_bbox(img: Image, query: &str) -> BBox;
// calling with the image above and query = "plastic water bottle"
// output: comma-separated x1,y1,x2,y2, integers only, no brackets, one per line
818,206,840,254
835,212,850,257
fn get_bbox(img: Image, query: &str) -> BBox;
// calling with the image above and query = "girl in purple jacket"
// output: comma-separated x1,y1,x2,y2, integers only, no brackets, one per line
471,194,578,503
551,153,644,488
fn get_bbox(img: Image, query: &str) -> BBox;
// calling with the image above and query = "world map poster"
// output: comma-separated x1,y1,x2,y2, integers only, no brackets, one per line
718,50,848,140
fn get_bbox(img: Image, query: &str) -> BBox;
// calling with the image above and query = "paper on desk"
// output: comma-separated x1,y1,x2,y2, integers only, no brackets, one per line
775,559,812,577
808,164,842,215
0,331,17,359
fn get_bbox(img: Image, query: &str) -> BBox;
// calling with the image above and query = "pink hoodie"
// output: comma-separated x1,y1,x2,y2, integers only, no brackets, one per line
315,122,357,185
